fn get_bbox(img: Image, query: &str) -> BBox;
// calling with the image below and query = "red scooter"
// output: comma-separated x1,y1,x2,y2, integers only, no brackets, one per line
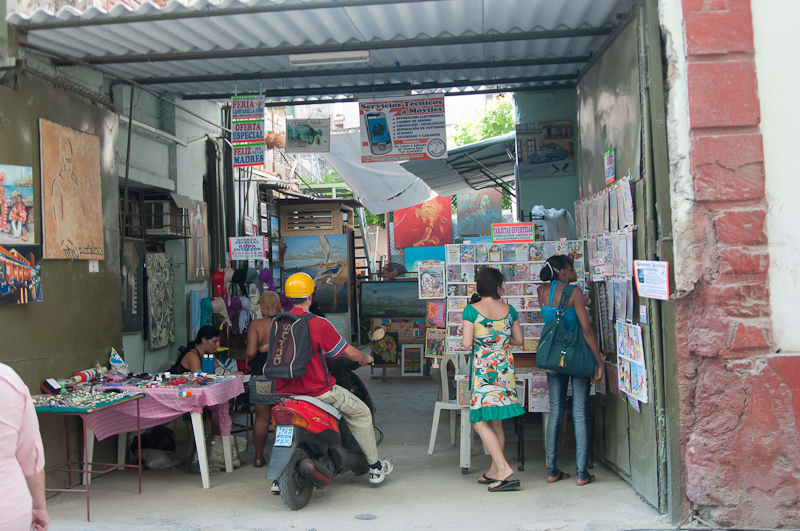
265,356,379,510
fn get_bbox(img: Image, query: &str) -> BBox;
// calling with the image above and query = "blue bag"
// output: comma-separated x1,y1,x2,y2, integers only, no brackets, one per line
535,284,596,378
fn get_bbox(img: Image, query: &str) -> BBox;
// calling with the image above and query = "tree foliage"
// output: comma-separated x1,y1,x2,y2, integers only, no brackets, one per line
450,95,515,147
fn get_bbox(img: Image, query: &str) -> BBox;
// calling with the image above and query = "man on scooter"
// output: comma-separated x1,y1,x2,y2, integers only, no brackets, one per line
275,272,394,484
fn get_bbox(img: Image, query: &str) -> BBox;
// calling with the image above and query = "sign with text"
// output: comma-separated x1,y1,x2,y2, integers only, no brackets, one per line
491,222,534,243
232,119,265,144
231,95,265,121
358,96,447,163
229,236,266,260
232,143,265,168
286,119,331,153
633,260,670,301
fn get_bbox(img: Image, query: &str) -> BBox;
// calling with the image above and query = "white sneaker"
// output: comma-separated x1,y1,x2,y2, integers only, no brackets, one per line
271,481,280,494
368,459,393,484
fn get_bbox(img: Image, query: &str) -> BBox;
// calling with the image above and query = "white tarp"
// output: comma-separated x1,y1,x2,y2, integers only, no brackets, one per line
323,131,436,214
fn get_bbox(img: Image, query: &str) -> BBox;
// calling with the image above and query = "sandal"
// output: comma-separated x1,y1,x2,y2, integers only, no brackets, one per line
488,479,521,492
477,474,497,485
577,474,595,486
546,471,570,483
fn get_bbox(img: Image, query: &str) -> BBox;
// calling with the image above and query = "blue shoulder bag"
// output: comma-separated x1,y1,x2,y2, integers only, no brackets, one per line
535,284,596,378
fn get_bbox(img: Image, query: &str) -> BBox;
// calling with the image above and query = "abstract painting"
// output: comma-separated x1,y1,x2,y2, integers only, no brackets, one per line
0,164,35,245
372,331,400,365
40,119,104,260
457,188,502,237
121,239,144,333
0,244,43,305
393,195,452,249
283,234,349,313
146,253,175,349
186,199,209,281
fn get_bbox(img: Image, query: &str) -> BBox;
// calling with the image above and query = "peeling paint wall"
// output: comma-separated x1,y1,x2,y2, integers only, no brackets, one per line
660,0,800,526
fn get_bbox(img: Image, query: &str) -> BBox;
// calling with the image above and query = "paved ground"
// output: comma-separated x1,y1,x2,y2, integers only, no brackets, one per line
45,363,674,531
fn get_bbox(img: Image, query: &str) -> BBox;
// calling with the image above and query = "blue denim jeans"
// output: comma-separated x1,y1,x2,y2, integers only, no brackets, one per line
546,371,591,479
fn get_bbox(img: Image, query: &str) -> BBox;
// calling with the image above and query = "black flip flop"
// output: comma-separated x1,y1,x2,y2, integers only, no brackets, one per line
488,479,521,492
477,474,497,485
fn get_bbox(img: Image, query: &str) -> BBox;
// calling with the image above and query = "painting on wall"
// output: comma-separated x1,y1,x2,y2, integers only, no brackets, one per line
393,195,452,249
515,120,576,179
39,119,104,260
372,331,400,365
146,253,175,349
401,344,424,376
0,244,43,306
186,199,209,281
121,239,144,333
403,245,445,273
283,234,349,314
0,164,35,246
457,188,502,237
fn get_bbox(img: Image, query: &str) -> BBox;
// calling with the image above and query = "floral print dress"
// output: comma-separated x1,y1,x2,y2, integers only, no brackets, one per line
462,304,526,422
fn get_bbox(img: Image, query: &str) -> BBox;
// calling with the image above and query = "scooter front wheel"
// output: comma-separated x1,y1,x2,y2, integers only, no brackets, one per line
279,448,314,510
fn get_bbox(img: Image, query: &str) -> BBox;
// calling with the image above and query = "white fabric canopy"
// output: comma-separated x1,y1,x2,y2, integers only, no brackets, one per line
323,131,436,214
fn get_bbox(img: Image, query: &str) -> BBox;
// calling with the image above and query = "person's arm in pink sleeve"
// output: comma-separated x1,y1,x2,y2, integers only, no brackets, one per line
16,392,45,475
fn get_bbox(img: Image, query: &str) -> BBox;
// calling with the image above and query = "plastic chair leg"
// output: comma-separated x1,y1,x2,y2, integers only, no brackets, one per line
428,403,443,454
449,409,457,445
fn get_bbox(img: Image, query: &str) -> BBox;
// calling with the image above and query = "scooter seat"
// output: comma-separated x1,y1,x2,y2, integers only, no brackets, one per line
291,395,342,420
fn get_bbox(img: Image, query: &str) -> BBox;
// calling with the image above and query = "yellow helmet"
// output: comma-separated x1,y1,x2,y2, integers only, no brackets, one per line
285,272,315,298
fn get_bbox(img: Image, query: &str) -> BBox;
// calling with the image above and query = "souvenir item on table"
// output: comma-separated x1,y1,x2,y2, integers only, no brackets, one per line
32,389,140,409
109,347,129,377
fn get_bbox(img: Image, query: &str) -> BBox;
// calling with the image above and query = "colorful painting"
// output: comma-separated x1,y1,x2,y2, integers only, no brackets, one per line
359,280,427,317
40,119,104,260
186,199,209,281
425,327,446,358
393,195,452,248
0,244,43,305
0,164,35,245
401,344,424,376
121,239,144,333
146,253,174,349
426,300,446,327
404,245,445,273
418,263,445,299
372,331,400,365
457,188,502,237
283,234,349,313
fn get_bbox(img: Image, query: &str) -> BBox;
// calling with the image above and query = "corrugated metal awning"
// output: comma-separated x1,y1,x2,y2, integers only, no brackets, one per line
401,132,516,196
7,0,636,103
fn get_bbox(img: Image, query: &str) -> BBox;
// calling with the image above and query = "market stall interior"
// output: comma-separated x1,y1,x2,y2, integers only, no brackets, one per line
3,0,679,524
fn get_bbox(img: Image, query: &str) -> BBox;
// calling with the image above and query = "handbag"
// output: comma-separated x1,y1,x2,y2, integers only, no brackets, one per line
535,284,596,378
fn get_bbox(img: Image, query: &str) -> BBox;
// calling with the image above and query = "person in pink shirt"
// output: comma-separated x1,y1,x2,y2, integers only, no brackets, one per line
0,362,49,531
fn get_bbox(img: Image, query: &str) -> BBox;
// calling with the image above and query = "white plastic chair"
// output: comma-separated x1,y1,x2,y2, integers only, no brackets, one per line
428,353,467,454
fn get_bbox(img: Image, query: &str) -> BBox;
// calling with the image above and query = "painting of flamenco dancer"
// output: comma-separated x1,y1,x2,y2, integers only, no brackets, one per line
283,234,350,313
393,195,452,249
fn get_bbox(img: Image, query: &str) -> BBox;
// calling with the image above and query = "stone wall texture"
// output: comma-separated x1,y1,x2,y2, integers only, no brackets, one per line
678,0,800,526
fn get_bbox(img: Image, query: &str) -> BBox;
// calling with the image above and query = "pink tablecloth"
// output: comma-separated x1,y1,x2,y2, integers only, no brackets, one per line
85,376,245,441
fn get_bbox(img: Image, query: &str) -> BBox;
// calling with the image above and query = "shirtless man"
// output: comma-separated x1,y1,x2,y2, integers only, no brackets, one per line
245,291,282,467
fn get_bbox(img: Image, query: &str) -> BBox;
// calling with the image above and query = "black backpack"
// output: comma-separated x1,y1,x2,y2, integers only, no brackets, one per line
263,311,326,381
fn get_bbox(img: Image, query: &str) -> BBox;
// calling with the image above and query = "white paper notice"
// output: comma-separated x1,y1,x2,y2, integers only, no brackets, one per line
633,260,669,301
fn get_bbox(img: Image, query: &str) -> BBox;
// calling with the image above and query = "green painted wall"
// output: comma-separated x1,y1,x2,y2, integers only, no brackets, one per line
0,73,122,482
513,90,579,218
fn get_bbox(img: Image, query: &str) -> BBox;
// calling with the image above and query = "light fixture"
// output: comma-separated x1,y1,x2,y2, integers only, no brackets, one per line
289,50,370,67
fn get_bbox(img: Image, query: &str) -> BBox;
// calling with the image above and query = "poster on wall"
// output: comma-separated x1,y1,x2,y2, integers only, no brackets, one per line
0,244,43,305
229,236,267,260
0,164,35,245
286,119,331,153
418,262,445,299
283,234,349,313
121,239,144,333
232,119,265,144
424,327,446,358
186,199,209,281
633,260,669,301
39,119,104,260
457,188,502,237
359,96,447,163
231,95,265,121
515,120,576,179
232,143,265,168
393,196,452,248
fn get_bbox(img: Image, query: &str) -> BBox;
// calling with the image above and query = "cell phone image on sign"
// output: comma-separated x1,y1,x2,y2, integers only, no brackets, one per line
366,112,392,155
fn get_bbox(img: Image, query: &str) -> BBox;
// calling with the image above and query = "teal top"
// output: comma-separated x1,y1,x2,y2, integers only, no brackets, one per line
541,281,579,332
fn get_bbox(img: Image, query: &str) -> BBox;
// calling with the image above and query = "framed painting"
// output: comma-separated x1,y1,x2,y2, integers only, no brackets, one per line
0,164,36,245
283,234,349,313
401,344,424,376
0,244,43,305
372,331,400,366
393,195,452,249
457,188,502,237
186,199,209,281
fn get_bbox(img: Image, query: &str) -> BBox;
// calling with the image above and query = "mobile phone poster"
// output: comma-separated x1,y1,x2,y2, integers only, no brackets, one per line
359,96,447,163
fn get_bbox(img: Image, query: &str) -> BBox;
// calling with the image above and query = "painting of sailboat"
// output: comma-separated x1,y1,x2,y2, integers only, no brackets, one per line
282,234,350,313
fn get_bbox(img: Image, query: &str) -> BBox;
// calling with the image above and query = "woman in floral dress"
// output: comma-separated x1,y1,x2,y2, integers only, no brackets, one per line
461,267,525,492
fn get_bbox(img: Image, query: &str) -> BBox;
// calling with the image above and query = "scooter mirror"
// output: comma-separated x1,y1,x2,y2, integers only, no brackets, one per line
370,327,386,342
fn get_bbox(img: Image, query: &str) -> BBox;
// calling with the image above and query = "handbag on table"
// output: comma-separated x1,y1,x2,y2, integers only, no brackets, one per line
535,284,596,378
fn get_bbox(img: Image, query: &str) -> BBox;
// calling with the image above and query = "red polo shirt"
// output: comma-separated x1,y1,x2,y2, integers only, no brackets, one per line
274,307,348,397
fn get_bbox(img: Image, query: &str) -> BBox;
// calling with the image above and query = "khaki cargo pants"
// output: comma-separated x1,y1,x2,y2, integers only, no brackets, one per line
317,385,379,463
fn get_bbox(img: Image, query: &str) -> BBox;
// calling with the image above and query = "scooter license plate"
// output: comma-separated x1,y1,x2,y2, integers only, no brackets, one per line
274,426,293,447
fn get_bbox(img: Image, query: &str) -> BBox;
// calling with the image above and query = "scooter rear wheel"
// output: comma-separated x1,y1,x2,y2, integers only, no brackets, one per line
279,448,314,510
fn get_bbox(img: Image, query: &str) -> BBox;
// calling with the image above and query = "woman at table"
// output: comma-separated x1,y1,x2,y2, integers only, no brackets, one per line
461,267,525,492
172,325,223,435
245,291,282,468
0,362,49,531
537,254,604,486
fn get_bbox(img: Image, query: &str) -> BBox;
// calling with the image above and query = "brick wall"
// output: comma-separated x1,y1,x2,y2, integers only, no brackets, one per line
677,0,800,526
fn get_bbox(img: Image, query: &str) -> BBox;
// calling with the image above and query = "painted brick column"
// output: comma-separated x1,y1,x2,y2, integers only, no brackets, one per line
677,0,800,526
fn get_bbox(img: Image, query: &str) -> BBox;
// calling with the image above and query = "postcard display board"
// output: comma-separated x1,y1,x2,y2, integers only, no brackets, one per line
574,177,648,407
